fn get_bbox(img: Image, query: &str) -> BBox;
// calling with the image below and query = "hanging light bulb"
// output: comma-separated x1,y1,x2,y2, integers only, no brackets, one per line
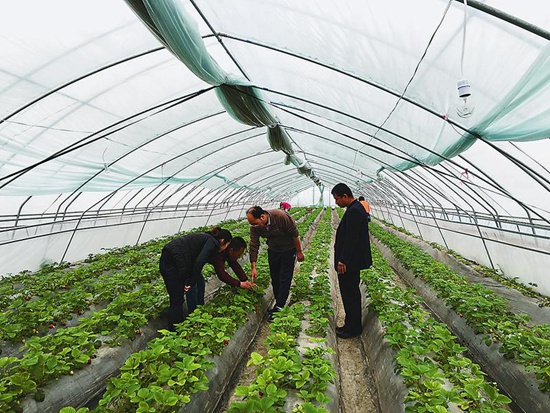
456,79,474,118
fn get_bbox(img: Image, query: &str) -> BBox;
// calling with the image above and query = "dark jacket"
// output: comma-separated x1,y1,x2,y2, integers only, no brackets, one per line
210,250,247,287
334,199,372,273
162,233,220,286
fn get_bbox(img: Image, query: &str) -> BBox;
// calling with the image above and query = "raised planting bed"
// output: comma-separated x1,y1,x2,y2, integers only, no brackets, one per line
370,221,550,412
226,209,339,413
0,218,259,413
331,208,513,413
47,208,325,413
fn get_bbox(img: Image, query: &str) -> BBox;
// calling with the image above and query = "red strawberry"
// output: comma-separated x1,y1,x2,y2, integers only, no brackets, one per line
223,339,229,346
48,324,55,329
77,310,83,315
87,358,92,364
25,296,31,301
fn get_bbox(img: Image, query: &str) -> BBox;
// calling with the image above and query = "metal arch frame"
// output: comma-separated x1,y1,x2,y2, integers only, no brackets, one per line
370,168,451,246
393,167,487,255
265,89,550,224
208,33,550,216
4,36,547,213
407,167,496,267
271,93,550,222
54,151,275,260
0,88,215,189
0,46,165,126
57,136,284,260
2,4,548,255
45,112,253,247
214,34,473,136
3,3,548,188
117,129,263,213
369,178,424,237
453,0,550,41
132,155,302,244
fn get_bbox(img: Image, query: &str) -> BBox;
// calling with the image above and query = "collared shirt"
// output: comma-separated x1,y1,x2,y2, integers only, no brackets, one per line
249,209,299,262
209,250,247,287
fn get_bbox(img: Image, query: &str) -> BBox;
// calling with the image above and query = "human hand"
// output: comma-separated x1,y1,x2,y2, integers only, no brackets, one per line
296,251,305,262
239,281,256,290
250,268,258,281
337,261,347,275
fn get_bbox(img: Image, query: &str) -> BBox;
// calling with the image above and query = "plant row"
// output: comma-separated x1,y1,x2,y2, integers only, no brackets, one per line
329,209,512,411
228,208,336,413
363,246,511,412
369,221,550,393
54,207,322,413
0,212,306,413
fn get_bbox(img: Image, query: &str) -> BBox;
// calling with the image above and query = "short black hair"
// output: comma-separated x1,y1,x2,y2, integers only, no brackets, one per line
331,183,353,198
229,237,247,252
358,196,365,201
246,206,266,218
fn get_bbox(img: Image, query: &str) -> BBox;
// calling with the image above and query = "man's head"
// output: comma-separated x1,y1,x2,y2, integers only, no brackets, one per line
227,237,246,261
358,196,365,201
246,206,269,227
331,183,355,208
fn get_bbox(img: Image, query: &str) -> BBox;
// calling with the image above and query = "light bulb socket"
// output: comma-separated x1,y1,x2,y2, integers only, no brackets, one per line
457,79,471,98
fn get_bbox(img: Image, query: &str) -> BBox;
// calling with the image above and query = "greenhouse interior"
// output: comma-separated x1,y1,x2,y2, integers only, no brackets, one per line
1,0,549,412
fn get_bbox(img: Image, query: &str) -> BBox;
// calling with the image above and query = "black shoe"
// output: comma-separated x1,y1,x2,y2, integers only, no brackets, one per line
267,306,282,322
336,330,362,339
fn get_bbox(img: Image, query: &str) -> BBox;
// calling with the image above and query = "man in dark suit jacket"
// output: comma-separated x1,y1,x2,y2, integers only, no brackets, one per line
331,183,372,338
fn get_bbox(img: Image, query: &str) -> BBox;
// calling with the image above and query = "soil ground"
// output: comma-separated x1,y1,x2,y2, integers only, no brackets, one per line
333,279,379,413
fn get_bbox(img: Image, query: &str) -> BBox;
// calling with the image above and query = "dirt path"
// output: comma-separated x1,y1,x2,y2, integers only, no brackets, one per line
332,277,379,413
215,322,271,411
330,210,380,413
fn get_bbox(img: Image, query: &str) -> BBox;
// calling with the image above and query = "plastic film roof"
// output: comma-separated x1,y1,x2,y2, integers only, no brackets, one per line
1,0,550,282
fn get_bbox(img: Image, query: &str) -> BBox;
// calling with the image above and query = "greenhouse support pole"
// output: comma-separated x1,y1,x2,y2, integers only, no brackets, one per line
204,202,216,229
14,195,32,230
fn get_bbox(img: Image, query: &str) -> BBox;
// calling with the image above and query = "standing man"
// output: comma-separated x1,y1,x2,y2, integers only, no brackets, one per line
332,183,372,339
246,206,304,319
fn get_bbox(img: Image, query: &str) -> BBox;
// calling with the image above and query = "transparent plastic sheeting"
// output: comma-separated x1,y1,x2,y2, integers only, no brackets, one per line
0,0,549,285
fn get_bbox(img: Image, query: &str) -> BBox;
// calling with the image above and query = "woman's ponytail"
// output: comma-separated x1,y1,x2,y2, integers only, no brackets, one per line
208,227,232,242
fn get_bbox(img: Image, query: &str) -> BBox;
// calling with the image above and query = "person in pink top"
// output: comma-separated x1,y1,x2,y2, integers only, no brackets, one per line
279,201,291,212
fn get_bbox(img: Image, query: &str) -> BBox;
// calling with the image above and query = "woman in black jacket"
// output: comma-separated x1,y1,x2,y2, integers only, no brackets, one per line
159,227,232,331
